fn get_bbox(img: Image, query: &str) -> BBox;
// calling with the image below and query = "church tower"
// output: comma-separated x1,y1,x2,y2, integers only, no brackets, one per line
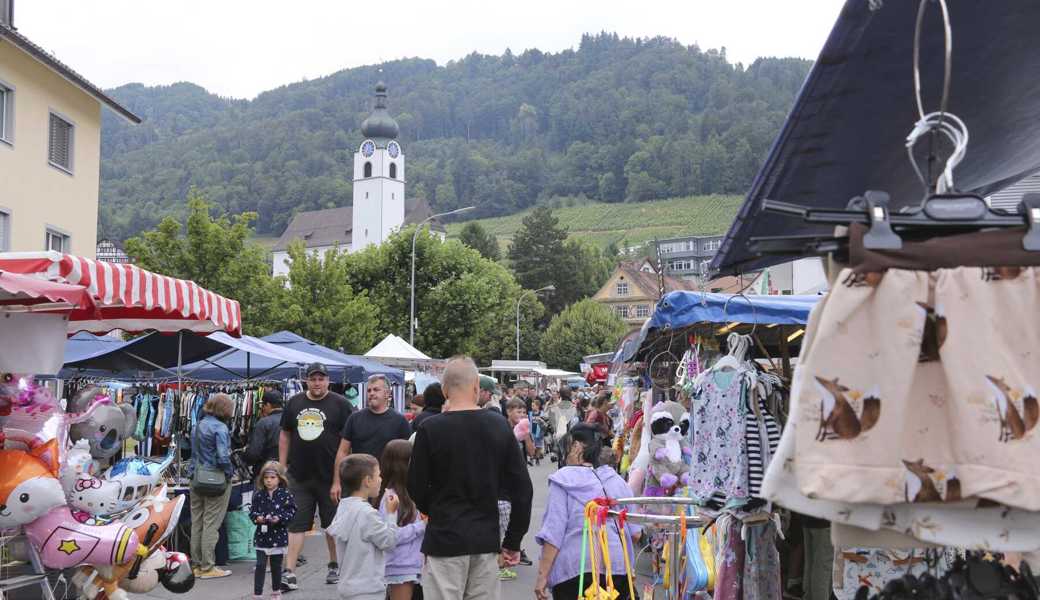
352,82,405,253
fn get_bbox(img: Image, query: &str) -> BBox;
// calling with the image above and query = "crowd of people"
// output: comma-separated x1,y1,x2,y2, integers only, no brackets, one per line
187,357,633,600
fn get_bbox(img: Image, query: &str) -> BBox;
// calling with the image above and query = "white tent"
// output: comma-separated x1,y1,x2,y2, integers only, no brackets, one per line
365,334,435,369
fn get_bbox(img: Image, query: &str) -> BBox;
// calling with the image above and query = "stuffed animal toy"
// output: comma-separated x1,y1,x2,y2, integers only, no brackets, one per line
67,386,138,460
643,400,692,497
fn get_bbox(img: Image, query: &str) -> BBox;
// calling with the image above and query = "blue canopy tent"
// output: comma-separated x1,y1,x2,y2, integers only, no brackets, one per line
712,1,1040,275
62,331,230,377
261,331,406,411
619,291,822,365
177,332,351,381
261,331,403,385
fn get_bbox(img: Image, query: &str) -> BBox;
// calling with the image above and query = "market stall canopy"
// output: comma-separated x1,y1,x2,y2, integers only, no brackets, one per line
0,269,96,312
262,331,404,385
712,1,1040,275
0,271,99,374
62,331,230,375
0,251,242,335
365,334,432,362
180,332,348,381
620,291,822,363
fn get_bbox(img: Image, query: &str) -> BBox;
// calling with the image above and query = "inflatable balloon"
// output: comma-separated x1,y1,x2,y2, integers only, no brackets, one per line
67,386,138,460
25,505,140,569
63,444,176,517
159,551,195,594
0,443,66,529
76,486,185,599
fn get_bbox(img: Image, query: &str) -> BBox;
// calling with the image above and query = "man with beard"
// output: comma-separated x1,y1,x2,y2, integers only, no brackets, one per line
279,363,354,590
332,374,411,502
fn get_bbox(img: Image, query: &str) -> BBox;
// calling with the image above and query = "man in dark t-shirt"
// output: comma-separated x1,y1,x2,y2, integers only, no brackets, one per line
279,363,354,590
408,356,533,600
332,374,410,499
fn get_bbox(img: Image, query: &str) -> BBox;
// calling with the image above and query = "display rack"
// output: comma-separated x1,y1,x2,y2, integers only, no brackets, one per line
0,534,58,600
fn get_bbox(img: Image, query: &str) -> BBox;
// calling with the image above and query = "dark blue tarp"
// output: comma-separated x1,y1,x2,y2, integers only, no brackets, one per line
261,331,403,385
713,1,1040,275
647,291,820,331
62,331,232,376
619,291,822,363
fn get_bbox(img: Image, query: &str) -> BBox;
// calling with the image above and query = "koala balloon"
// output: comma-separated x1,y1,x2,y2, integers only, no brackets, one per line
67,387,138,460
643,400,692,497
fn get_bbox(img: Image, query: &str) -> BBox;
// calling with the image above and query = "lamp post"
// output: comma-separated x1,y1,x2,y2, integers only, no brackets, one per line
410,206,475,346
516,285,555,360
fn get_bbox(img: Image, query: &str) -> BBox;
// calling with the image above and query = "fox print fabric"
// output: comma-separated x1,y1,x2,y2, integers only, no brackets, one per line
793,267,1040,511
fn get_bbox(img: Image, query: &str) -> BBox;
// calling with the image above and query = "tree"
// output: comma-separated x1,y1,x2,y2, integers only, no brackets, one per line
458,222,501,261
343,227,544,365
508,206,568,313
273,242,380,353
124,193,284,335
539,299,626,371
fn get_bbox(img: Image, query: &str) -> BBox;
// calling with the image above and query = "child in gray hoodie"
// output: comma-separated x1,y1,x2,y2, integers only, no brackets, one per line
327,454,399,600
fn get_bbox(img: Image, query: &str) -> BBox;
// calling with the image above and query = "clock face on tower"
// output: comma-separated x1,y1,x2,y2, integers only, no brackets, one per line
361,140,375,157
387,141,401,159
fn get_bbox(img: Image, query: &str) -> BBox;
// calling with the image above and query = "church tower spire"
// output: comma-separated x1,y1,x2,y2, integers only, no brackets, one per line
352,82,405,253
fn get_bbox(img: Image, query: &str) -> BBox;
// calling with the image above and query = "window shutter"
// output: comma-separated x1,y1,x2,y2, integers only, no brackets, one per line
48,114,71,169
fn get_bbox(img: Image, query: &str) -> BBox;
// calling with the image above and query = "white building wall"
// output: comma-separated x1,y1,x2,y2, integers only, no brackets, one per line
271,244,343,278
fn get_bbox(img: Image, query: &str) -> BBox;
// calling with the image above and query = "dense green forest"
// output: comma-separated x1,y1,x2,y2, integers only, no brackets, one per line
99,33,811,241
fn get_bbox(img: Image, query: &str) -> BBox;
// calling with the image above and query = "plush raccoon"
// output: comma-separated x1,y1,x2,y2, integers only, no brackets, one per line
643,400,692,497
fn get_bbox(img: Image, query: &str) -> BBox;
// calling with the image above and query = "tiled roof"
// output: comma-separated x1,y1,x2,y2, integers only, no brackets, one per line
272,197,443,251
615,263,697,300
0,24,140,123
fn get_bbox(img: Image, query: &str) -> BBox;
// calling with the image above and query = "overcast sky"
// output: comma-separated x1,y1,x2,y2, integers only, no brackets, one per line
15,1,844,99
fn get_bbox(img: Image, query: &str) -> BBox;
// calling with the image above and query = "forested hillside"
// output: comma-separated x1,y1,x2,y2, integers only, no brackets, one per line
99,33,810,241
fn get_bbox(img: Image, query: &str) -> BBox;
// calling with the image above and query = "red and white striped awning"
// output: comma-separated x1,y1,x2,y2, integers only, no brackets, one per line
0,252,242,336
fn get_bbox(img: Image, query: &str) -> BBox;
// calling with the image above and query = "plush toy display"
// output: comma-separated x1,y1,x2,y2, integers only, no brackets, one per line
67,386,138,460
643,400,692,497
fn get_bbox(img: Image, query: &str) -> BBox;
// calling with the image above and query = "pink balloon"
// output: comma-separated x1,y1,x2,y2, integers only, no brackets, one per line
25,506,140,569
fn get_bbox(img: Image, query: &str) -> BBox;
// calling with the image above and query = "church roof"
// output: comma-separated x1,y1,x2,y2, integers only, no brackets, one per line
272,197,445,252
360,82,400,143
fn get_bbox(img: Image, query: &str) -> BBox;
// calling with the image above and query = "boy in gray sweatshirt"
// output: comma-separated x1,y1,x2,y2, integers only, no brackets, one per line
326,454,399,600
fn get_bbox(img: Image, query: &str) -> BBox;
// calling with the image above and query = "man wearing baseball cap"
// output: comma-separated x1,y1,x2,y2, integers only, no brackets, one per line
279,362,354,590
478,375,502,415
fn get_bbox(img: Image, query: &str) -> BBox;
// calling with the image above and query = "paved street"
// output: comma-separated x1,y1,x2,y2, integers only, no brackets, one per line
139,460,555,600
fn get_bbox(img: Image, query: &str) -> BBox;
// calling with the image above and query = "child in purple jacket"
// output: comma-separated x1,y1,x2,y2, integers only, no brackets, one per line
535,424,640,600
379,440,427,600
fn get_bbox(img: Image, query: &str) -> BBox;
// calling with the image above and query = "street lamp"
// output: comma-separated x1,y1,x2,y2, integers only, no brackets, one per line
516,285,555,360
410,206,475,346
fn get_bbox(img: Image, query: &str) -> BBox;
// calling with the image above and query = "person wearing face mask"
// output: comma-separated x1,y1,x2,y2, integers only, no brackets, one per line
534,424,640,600
279,363,354,591
332,374,411,504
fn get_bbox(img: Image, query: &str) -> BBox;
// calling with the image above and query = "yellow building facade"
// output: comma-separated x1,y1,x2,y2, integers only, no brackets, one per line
0,14,138,257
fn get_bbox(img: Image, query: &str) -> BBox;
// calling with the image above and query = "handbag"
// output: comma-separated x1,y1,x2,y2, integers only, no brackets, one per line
191,424,228,497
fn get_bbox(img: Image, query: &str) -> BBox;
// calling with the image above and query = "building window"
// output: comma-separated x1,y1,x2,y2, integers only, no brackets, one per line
704,239,721,252
389,163,397,179
0,211,9,251
45,228,69,253
668,258,695,272
635,304,651,318
48,113,74,172
363,161,372,178
614,304,629,319
616,280,629,296
0,84,12,144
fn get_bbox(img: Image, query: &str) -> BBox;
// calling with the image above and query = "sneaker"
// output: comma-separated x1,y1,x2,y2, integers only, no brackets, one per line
197,567,232,579
281,571,298,592
498,568,518,581
270,593,282,600
326,562,340,584
518,550,533,566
